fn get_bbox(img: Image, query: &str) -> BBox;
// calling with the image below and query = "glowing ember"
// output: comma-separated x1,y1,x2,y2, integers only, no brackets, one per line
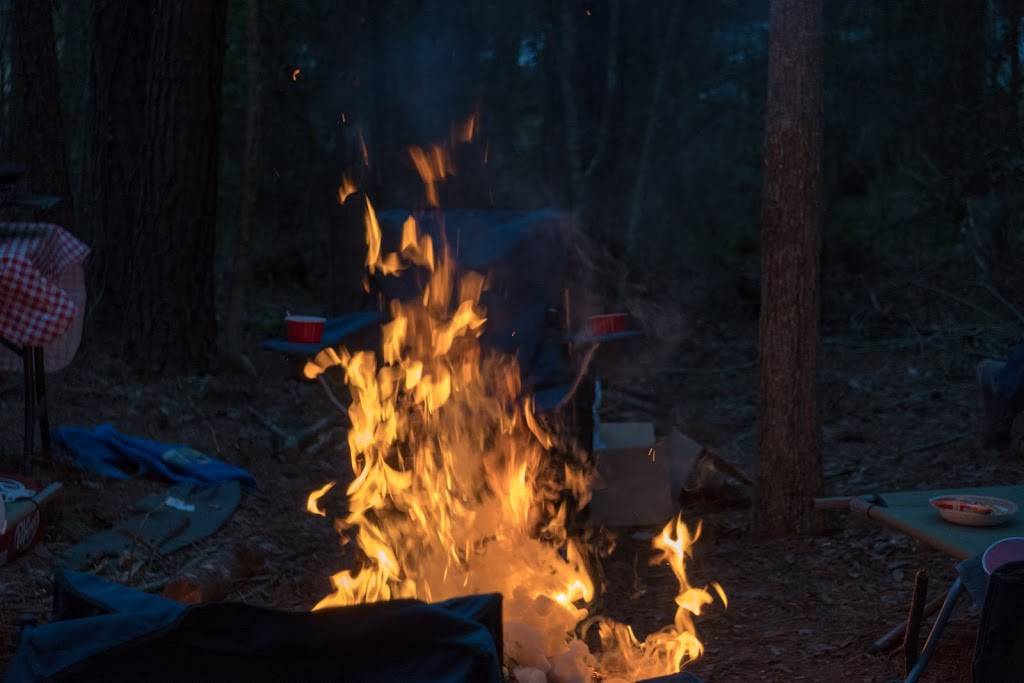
305,126,724,681
291,68,301,81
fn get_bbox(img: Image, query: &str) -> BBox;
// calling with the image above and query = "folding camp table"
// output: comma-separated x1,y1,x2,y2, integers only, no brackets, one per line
819,484,1024,682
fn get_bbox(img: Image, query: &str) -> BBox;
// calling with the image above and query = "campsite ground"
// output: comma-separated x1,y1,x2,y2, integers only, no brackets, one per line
1,247,1021,682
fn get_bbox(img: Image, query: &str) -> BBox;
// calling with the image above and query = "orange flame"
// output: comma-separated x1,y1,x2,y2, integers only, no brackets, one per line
307,481,335,517
308,129,723,680
358,129,370,167
337,176,357,205
456,112,477,143
408,145,452,208
291,68,301,81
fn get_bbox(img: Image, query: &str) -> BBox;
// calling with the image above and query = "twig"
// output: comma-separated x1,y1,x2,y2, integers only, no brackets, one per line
661,361,755,375
909,282,1000,321
871,594,944,653
980,281,1024,326
247,408,337,457
137,576,172,593
317,375,348,414
247,407,287,440
701,449,753,486
555,343,600,410
903,570,928,673
205,420,222,456
898,431,972,458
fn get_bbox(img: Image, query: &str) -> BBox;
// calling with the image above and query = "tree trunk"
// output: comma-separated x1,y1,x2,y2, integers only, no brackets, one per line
80,0,151,324
127,0,227,374
222,0,263,362
10,0,75,229
1004,0,1023,137
753,0,825,538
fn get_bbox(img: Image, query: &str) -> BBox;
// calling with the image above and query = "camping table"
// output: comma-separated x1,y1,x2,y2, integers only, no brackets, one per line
820,484,1024,682
0,223,89,472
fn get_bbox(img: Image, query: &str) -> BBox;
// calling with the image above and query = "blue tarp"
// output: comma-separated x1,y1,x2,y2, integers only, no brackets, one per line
6,570,503,683
51,424,255,487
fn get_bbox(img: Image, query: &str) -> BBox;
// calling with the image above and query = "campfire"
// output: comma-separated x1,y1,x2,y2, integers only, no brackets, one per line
303,124,725,682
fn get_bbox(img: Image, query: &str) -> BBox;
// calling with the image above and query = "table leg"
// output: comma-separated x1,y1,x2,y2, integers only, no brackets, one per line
33,347,51,463
22,348,36,473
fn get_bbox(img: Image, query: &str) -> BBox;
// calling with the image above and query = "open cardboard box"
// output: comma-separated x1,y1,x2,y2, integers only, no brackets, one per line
589,423,704,527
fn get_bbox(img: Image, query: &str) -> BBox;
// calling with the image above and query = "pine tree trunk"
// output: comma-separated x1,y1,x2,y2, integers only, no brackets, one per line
223,0,263,361
753,0,825,538
80,0,151,324
10,0,75,230
127,0,227,374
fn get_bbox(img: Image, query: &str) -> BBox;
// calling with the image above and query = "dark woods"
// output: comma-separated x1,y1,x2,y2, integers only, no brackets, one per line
0,0,1021,374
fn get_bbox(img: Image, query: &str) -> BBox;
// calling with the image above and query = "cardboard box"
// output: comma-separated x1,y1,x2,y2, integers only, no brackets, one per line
0,481,62,568
589,422,675,527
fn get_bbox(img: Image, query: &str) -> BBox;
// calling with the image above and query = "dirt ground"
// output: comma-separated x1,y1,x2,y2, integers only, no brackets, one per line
1,253,1021,682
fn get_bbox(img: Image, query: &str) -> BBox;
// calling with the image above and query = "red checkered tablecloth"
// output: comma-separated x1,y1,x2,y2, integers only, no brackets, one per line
0,223,89,348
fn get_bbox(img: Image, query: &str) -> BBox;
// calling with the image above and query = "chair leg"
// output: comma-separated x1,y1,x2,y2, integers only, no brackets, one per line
33,347,51,464
904,577,963,683
22,348,36,474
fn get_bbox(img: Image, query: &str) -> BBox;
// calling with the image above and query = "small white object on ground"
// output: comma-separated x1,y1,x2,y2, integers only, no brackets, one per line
164,497,196,512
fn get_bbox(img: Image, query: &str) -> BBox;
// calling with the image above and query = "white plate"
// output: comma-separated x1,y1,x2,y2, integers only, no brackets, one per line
929,494,1018,527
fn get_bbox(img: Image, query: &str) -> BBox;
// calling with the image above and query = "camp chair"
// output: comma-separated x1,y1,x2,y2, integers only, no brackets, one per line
817,485,1024,682
262,209,639,432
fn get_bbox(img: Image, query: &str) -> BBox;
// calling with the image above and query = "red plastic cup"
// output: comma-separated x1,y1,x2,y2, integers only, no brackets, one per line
286,315,326,344
586,313,627,336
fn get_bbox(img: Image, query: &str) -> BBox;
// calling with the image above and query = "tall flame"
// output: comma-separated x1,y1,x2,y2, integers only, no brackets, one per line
307,128,723,682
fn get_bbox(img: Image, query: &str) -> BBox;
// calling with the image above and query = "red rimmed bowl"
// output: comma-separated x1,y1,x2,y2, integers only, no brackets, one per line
285,315,325,344
929,494,1017,527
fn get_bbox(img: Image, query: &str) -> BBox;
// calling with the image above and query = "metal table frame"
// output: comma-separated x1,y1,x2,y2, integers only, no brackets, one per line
1,336,50,473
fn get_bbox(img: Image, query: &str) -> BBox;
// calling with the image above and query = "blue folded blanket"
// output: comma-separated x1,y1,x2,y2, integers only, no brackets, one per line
52,423,255,487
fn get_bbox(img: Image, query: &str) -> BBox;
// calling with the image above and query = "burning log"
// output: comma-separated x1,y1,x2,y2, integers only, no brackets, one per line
161,544,264,604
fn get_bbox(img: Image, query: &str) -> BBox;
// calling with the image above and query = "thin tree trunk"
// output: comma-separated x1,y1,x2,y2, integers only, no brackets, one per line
558,0,584,209
558,0,621,215
583,0,620,183
753,0,825,538
223,0,263,362
1006,0,1023,137
622,0,679,286
541,1,567,203
127,0,227,374
623,1,682,259
10,0,75,230
81,0,151,324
